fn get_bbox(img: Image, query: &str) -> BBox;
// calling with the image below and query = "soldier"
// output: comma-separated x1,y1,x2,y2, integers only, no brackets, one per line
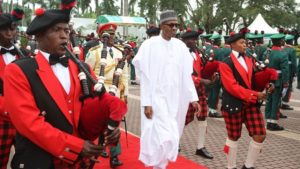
0,7,23,168
254,32,267,61
207,34,223,118
219,28,276,169
264,33,289,131
281,34,297,110
85,23,129,168
201,34,212,54
182,30,215,159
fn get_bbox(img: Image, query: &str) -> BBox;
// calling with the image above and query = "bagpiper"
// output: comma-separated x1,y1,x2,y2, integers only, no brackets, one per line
4,0,127,168
182,30,216,159
219,28,278,169
0,7,24,168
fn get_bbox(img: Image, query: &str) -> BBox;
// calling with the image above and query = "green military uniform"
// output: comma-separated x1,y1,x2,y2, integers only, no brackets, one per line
200,34,212,55
207,34,223,117
222,35,231,59
282,35,297,107
254,34,267,61
245,34,258,57
264,34,289,130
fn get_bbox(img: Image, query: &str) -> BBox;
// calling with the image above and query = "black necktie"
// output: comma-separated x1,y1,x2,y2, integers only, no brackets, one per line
238,53,244,58
49,55,69,67
0,48,17,55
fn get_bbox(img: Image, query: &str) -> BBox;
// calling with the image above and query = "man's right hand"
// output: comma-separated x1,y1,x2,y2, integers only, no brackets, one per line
257,92,266,101
80,141,103,161
144,106,153,119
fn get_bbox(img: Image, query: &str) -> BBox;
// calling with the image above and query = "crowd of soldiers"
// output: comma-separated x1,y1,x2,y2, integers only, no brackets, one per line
1,2,300,169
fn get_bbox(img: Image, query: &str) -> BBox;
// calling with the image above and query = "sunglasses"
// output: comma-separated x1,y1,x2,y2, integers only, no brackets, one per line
164,23,179,28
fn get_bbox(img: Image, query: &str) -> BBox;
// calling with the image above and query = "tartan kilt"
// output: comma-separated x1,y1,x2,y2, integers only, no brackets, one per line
0,120,16,169
222,104,266,140
185,83,208,125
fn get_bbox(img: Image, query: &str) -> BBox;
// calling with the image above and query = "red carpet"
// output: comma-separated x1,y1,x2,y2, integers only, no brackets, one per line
94,131,207,169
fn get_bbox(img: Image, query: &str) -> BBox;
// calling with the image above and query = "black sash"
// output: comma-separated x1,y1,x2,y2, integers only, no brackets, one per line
11,58,74,169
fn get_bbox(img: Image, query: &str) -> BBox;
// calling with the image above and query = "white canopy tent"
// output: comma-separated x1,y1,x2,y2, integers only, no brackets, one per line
248,13,278,34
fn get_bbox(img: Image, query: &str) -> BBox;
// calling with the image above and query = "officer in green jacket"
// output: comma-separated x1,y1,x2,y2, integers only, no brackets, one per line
255,34,267,61
246,34,257,56
264,33,289,131
281,34,297,110
201,34,213,56
207,34,223,118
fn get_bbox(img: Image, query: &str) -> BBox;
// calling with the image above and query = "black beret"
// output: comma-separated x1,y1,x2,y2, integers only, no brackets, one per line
146,27,160,36
26,8,71,35
227,32,245,44
181,31,199,40
0,13,13,28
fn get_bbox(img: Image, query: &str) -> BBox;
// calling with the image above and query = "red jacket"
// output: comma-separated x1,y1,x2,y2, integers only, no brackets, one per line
0,53,19,122
219,53,259,103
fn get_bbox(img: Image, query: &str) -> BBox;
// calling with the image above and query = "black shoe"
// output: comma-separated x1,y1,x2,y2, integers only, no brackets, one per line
279,112,288,118
131,81,138,85
209,111,223,118
100,150,109,158
195,147,213,159
241,165,255,169
267,123,284,131
110,156,123,168
178,145,181,152
281,104,294,110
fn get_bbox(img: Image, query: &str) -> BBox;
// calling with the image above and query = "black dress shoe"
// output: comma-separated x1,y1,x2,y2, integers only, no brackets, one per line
209,111,223,118
100,150,109,158
241,165,255,169
281,104,294,110
110,156,123,168
279,112,288,118
267,123,284,131
195,147,213,159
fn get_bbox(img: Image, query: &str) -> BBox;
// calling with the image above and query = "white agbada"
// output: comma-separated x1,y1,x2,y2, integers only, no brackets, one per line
132,35,198,168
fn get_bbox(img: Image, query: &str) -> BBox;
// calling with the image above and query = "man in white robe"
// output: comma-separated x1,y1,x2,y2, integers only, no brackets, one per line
132,10,200,169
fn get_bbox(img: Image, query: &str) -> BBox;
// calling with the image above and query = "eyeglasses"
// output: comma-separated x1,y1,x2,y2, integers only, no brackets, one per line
164,23,179,29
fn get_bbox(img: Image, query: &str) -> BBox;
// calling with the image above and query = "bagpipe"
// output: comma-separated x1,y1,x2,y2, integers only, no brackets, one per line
246,44,277,92
64,38,129,168
108,44,132,96
198,46,219,80
63,42,127,136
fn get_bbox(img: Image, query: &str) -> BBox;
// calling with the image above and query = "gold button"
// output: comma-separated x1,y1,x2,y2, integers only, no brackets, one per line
68,110,72,114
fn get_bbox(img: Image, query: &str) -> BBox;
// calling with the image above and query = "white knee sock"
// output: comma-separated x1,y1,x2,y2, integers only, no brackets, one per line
197,120,207,149
224,138,238,169
244,140,263,168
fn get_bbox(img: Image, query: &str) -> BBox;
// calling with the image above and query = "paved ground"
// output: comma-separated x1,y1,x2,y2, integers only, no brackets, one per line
124,82,300,169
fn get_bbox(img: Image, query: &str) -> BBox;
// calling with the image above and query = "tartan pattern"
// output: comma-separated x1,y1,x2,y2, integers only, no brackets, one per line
222,105,266,140
185,83,208,125
0,121,16,169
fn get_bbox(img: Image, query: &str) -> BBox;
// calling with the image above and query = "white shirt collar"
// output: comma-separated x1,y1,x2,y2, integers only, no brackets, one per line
232,50,239,58
39,50,50,62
